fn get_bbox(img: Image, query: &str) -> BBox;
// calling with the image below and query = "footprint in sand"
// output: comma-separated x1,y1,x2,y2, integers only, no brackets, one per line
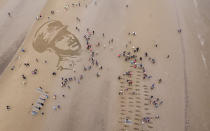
129,105,134,107
144,108,149,110
121,97,125,99
124,124,129,128
136,109,140,112
149,121,153,124
136,105,141,108
136,100,141,103
146,112,151,115
135,88,140,91
128,110,133,113
134,118,140,121
135,114,141,117
121,104,125,107
119,117,124,119
148,125,153,128
128,97,133,99
134,127,140,130
121,109,126,112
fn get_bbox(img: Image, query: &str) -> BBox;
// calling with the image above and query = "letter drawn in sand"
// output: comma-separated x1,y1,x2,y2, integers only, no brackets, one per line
32,20,81,70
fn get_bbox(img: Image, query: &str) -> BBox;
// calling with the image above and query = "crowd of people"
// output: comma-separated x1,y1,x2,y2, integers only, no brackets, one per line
5,0,174,130
117,33,165,130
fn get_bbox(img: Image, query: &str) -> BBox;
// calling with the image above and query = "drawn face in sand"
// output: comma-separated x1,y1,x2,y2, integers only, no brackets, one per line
33,20,81,70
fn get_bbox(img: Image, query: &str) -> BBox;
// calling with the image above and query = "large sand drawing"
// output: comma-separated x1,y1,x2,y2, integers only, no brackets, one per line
32,20,81,70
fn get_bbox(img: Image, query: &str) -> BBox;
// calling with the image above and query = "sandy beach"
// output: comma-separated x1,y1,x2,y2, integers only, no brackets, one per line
0,0,47,74
0,0,209,131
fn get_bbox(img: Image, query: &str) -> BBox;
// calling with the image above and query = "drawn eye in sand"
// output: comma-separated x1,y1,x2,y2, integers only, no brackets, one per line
32,20,81,70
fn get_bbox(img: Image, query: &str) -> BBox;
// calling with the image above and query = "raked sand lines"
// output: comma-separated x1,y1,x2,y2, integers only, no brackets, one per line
116,43,163,131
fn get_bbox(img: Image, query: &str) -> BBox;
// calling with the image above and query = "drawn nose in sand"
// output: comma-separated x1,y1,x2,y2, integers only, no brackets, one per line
32,20,82,70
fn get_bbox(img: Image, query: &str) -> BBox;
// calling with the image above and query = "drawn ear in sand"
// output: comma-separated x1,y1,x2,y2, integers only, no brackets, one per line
32,20,82,70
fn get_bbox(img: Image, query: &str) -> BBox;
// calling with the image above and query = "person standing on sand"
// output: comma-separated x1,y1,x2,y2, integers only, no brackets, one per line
136,47,139,52
8,12,11,17
158,78,162,83
96,72,100,77
145,52,148,57
100,65,103,70
6,105,11,110
139,57,142,61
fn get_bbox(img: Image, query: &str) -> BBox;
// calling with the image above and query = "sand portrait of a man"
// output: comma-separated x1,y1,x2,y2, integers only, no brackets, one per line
32,20,82,70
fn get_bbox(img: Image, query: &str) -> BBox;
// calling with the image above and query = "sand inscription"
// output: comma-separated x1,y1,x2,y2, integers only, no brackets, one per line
32,20,81,70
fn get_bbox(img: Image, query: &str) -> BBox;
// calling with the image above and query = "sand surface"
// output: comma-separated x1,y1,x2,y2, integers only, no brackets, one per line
0,0,209,131
0,0,47,74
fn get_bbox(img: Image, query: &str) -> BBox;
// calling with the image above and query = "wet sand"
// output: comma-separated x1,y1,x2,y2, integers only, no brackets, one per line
0,0,47,74
176,0,210,130
0,0,209,131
